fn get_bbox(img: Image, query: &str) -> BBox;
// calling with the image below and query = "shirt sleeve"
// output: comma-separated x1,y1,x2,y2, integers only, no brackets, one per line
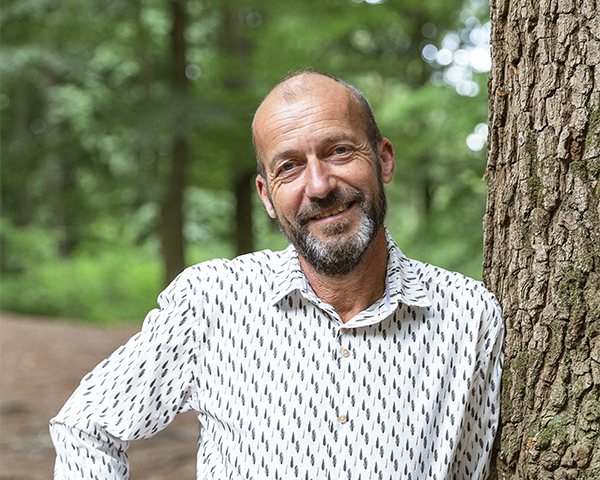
450,291,505,480
49,268,200,479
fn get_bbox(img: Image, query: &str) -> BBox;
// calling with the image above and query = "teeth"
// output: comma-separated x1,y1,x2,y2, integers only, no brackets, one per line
315,203,349,220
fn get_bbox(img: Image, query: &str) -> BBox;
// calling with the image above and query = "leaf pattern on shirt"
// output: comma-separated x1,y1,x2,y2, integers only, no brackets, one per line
50,231,504,480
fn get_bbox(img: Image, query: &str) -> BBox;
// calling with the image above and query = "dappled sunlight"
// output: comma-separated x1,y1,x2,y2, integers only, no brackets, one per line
2,0,491,320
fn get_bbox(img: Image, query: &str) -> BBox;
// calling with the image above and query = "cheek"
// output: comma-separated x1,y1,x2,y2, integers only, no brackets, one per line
343,162,378,190
270,181,300,212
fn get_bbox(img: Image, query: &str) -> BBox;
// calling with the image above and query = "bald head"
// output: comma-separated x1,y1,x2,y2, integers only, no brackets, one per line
252,71,383,178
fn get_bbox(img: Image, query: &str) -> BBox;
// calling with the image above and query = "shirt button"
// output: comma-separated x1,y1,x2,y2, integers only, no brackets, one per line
341,348,350,358
343,328,351,334
338,415,347,424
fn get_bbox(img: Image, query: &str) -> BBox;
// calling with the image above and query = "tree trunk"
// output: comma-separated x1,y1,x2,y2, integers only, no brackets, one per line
484,0,600,478
223,2,256,256
234,171,254,255
159,137,187,285
13,75,32,227
159,0,188,285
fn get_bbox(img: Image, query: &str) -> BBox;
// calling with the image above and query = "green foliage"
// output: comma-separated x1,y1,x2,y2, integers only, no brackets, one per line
1,0,492,321
369,78,489,280
1,220,162,323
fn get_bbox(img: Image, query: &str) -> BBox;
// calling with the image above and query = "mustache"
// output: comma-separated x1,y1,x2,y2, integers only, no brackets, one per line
295,187,365,226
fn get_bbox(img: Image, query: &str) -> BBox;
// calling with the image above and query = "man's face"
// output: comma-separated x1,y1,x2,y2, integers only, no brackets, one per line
254,76,395,275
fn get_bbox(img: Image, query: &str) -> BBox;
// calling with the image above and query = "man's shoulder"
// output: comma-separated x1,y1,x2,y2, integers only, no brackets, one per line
403,257,503,338
181,246,291,283
406,256,497,306
385,231,498,312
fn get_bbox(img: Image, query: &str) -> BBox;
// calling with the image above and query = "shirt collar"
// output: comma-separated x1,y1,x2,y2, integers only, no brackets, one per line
270,244,306,306
269,229,432,316
384,229,432,310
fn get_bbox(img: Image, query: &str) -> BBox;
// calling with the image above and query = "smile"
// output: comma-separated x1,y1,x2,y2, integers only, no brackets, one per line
313,202,352,220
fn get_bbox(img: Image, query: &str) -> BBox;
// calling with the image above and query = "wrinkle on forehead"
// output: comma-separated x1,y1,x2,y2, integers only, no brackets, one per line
255,82,361,150
261,107,363,172
263,101,352,138
256,75,357,123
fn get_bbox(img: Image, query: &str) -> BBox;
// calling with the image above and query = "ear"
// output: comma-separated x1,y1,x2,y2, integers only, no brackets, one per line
256,175,277,218
378,138,395,184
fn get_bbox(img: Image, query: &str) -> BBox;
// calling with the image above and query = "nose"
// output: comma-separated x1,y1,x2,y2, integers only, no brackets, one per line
304,157,337,199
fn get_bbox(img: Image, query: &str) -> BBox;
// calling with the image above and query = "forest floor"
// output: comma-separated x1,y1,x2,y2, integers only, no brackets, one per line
0,314,197,480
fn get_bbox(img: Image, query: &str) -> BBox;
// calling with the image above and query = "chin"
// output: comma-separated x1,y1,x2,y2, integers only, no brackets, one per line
310,218,356,239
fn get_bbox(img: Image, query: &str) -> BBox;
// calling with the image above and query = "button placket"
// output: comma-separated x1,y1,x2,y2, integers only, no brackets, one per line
335,328,353,427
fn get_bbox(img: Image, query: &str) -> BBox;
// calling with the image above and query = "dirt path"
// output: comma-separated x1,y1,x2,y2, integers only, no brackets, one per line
0,314,197,480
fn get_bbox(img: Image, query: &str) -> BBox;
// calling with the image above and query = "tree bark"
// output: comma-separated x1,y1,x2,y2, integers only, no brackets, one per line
484,0,600,478
159,0,188,285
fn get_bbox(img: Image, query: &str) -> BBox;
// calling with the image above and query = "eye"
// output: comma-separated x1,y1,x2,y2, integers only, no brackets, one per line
275,161,298,177
333,146,349,155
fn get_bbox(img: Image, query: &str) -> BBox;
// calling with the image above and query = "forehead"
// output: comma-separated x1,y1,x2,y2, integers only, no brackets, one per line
254,78,365,159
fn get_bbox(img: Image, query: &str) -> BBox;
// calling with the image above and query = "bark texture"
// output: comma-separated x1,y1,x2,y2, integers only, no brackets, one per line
484,0,600,478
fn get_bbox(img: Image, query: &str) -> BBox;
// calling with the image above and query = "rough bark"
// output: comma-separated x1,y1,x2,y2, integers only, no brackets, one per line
484,0,600,478
159,0,188,285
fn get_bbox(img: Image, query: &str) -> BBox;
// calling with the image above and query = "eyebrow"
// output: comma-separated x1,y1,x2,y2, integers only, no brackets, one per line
267,132,356,171
269,132,353,165
320,132,354,145
268,149,300,170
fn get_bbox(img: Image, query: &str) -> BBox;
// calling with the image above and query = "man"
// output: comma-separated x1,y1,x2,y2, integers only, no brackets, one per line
51,71,503,479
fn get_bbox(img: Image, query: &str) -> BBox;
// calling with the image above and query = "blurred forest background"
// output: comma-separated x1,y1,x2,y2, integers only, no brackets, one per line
1,0,492,323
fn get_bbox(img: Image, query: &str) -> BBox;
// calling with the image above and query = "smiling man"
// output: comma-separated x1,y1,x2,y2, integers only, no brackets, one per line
254,72,395,322
51,71,504,480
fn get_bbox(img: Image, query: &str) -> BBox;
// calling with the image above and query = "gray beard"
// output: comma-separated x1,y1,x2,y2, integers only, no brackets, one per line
276,184,387,276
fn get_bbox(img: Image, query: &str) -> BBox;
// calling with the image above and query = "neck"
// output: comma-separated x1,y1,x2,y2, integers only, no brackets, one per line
298,228,388,323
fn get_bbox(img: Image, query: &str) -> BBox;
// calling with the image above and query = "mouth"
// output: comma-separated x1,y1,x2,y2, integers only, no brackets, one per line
313,202,353,220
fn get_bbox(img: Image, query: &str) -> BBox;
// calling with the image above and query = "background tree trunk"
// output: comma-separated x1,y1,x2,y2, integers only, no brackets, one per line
12,76,35,229
484,0,600,478
223,2,256,256
234,171,254,255
159,0,189,285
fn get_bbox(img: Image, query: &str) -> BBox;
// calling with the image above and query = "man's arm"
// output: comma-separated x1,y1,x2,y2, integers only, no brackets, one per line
50,269,199,479
451,292,504,480
50,422,130,478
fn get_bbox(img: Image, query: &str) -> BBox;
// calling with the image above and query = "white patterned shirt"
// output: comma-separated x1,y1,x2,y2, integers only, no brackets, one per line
50,231,503,480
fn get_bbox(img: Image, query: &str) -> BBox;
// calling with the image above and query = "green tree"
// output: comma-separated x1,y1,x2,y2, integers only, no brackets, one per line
1,0,493,321
159,0,191,284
